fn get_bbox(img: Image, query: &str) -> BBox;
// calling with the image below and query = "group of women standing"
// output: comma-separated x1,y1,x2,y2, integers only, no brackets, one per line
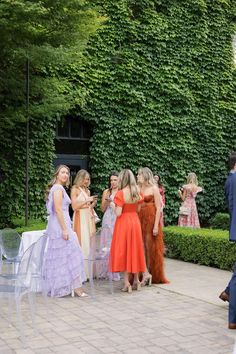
43,165,169,298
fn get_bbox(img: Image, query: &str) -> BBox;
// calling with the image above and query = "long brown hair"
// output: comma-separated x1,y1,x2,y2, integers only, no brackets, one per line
45,165,70,200
118,169,140,203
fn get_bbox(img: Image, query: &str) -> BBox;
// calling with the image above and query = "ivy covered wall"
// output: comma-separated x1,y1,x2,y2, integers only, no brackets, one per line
1,0,236,226
80,0,236,223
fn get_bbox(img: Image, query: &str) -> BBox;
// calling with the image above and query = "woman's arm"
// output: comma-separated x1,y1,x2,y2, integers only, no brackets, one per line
115,205,122,217
101,189,110,212
153,185,161,236
89,189,98,209
178,188,186,202
53,189,69,240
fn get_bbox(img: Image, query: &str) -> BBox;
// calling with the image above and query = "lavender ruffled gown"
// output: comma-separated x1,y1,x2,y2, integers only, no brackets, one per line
43,184,86,297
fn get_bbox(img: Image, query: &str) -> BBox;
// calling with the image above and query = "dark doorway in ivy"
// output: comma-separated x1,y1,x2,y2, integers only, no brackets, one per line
54,117,92,184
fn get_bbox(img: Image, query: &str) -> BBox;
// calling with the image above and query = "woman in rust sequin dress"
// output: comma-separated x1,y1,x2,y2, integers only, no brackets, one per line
137,167,169,285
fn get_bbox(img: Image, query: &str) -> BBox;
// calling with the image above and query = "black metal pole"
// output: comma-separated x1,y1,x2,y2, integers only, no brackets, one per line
25,58,30,226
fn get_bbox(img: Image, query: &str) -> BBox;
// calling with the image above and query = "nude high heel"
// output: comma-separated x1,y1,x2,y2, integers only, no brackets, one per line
74,290,88,297
72,288,88,297
141,273,152,287
121,284,132,293
132,281,141,291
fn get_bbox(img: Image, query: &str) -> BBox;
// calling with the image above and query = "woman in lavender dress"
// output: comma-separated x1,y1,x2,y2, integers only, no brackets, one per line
97,171,120,280
43,165,87,297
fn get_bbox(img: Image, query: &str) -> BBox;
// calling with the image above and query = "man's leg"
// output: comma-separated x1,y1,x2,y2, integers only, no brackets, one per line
219,284,230,302
229,264,236,328
219,271,233,302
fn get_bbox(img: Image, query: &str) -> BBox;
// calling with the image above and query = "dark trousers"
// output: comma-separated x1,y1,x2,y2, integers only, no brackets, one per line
225,263,236,324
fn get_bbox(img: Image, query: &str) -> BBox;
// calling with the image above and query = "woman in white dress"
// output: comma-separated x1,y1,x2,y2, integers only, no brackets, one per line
71,169,97,278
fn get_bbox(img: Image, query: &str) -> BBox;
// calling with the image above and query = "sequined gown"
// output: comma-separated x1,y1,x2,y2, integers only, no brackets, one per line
138,195,169,284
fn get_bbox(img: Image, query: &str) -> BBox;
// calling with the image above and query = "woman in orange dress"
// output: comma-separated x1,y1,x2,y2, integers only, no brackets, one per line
109,169,146,293
137,167,169,285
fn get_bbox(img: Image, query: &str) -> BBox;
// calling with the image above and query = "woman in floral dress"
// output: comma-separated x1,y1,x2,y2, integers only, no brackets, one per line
178,172,202,228
97,171,120,280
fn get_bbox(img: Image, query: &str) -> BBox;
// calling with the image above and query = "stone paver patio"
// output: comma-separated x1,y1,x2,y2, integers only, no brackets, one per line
0,258,236,354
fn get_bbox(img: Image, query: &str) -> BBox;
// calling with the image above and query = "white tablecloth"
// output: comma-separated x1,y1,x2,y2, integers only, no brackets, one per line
19,230,46,257
18,230,46,292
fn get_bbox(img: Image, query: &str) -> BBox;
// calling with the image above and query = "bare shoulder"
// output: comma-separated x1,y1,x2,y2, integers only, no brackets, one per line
71,185,80,195
53,187,63,198
153,184,160,193
102,188,110,197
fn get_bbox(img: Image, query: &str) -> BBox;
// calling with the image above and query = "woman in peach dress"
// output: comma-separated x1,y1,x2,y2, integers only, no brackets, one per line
137,167,169,285
71,169,97,278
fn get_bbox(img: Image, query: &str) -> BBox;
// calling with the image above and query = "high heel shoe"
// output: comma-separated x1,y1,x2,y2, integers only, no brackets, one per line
132,282,141,291
74,289,89,298
141,273,152,287
121,284,132,293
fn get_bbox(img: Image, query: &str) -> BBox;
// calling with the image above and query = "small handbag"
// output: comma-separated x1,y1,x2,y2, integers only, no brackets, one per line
92,209,101,224
179,205,190,216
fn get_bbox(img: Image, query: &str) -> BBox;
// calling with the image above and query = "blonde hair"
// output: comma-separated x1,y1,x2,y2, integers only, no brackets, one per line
45,165,70,200
138,167,155,185
186,172,198,185
74,169,90,188
118,169,140,203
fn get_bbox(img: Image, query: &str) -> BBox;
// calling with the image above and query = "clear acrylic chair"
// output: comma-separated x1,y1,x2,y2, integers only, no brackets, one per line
86,227,114,298
0,228,21,273
0,235,48,345
0,242,37,346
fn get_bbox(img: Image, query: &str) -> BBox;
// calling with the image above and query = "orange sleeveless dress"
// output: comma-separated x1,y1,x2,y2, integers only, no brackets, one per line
109,190,146,273
138,195,169,284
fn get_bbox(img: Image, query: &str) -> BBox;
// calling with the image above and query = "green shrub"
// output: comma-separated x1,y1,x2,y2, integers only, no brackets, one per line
164,226,235,271
11,218,46,234
210,213,230,230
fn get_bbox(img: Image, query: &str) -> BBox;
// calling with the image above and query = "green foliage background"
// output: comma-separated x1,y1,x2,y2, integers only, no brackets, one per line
80,0,236,224
0,0,101,226
0,0,236,226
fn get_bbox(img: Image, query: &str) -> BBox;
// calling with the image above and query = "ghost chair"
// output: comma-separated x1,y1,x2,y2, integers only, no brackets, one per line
0,228,21,274
84,227,114,299
0,235,48,346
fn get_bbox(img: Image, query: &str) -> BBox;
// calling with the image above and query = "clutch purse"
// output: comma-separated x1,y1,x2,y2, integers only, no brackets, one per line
179,206,190,216
92,209,101,224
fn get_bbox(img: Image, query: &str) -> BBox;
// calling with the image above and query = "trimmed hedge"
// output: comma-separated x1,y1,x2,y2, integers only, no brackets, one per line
210,212,230,231
164,226,235,271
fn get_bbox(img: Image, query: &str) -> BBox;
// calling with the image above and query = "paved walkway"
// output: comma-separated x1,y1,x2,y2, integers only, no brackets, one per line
0,258,236,354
